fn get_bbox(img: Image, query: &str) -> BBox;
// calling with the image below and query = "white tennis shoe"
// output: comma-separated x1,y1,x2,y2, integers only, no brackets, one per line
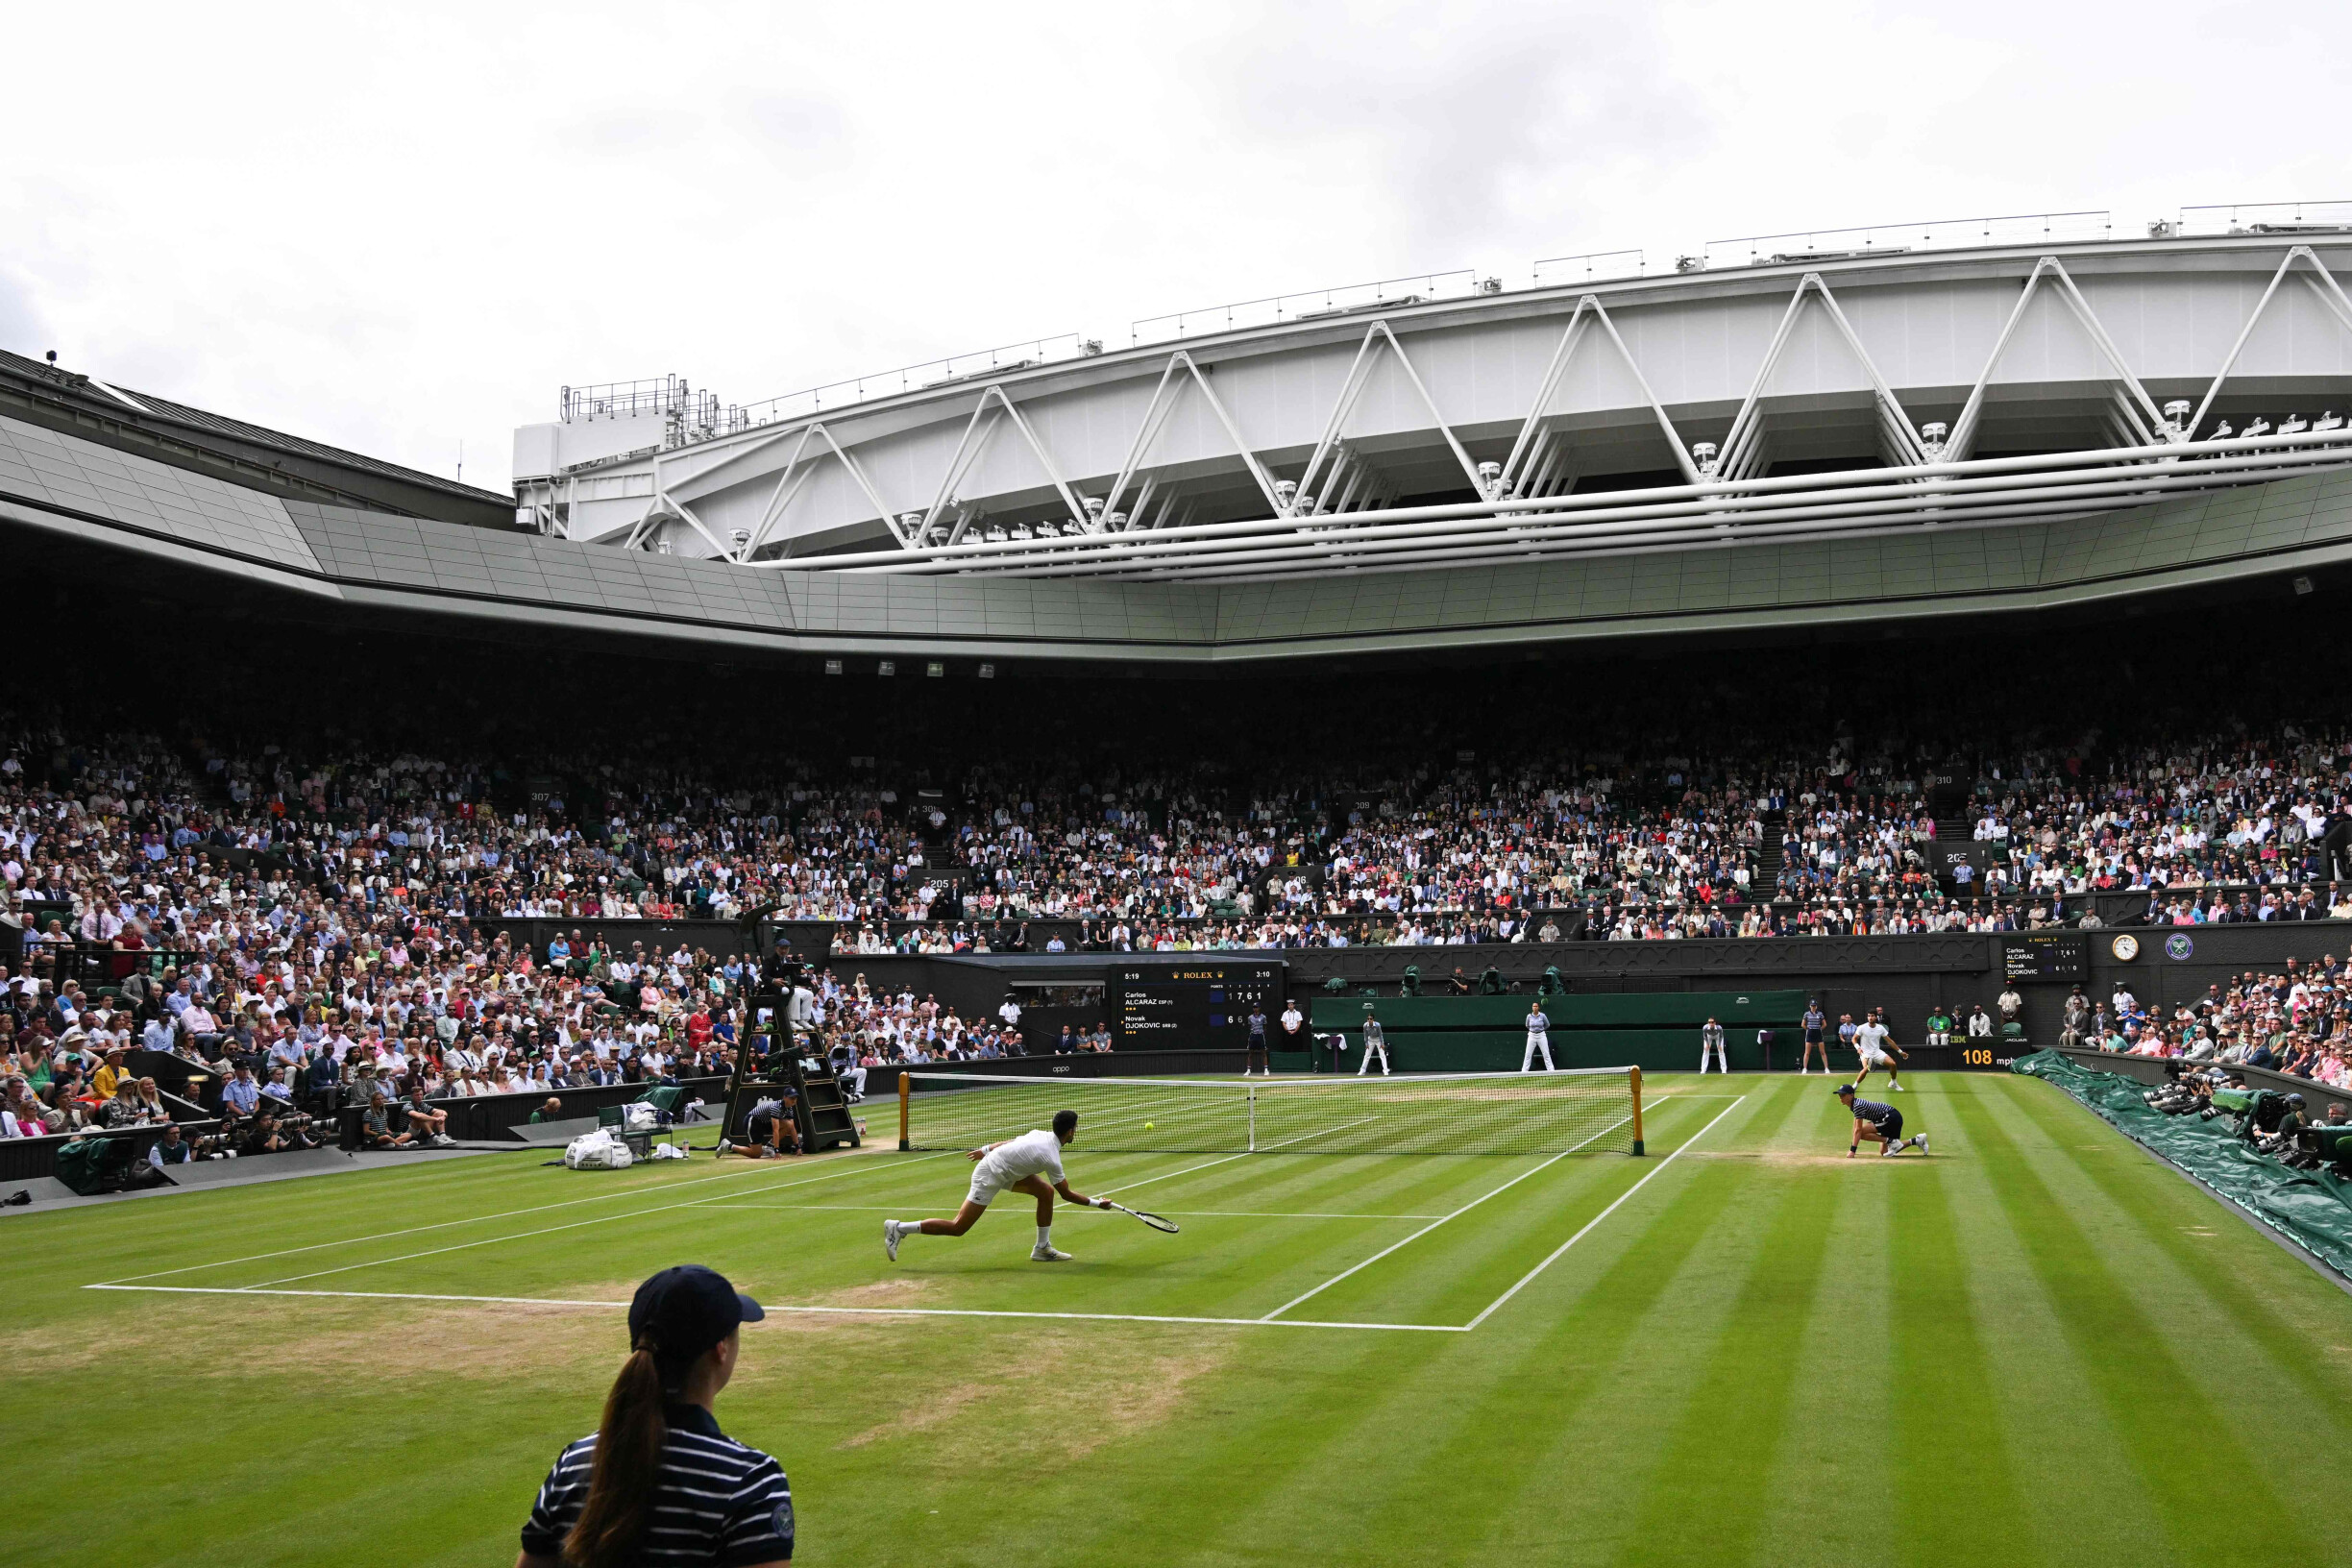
1916,1136,1929,1155
1031,1244,1072,1262
884,1219,904,1262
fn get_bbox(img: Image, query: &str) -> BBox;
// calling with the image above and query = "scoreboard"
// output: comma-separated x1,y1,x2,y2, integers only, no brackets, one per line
2000,933,2088,983
1111,962,1287,1051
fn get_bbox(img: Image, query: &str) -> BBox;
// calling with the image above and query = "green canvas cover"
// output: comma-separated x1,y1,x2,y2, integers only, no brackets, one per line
2012,1050,2352,1283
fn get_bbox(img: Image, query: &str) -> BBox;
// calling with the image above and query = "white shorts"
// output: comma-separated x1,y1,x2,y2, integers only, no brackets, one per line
1859,1051,1894,1069
965,1164,1042,1208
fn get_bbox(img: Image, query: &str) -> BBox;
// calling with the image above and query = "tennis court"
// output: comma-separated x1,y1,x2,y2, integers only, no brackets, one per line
82,1078,1743,1334
16,1069,2352,1567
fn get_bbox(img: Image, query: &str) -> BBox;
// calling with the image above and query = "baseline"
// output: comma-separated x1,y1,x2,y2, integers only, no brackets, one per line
81,1283,1462,1334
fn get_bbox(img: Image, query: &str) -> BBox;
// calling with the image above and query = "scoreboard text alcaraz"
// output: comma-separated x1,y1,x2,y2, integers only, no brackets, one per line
1112,963,1286,1051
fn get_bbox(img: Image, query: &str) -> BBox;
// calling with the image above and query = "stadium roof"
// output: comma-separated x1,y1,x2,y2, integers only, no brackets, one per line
0,346,515,530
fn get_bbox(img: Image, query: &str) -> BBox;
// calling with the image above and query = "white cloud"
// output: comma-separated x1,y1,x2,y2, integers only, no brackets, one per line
3,0,2346,494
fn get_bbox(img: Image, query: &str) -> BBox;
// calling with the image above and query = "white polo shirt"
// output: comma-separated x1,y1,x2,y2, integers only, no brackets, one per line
975,1128,1065,1188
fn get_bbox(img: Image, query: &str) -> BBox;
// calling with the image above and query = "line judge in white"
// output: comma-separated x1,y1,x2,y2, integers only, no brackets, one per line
884,1109,1109,1263
1521,1001,1554,1072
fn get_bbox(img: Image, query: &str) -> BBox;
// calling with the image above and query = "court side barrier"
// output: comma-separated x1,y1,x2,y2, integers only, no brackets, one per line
2014,1049,2352,1282
2054,1045,2352,1120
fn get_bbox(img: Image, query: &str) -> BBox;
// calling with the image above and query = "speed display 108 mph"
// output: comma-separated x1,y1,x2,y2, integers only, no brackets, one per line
1111,963,1287,1051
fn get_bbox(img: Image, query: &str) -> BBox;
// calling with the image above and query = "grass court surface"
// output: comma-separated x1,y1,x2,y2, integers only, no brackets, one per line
9,1070,2352,1566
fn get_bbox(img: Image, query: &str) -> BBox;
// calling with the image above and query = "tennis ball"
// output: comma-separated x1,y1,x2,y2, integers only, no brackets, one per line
1145,1121,1155,1130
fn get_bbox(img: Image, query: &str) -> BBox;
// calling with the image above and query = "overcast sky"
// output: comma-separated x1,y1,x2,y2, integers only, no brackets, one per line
6,1,2347,494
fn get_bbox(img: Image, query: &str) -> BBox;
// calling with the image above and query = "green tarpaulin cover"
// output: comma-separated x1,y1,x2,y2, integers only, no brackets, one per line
2012,1049,2352,1282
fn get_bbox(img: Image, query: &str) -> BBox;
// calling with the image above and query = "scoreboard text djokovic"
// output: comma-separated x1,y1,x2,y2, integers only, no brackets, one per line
1112,963,1286,1051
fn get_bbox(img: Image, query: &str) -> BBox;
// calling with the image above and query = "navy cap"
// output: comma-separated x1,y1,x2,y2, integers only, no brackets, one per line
1832,1083,1856,1095
628,1265,764,1374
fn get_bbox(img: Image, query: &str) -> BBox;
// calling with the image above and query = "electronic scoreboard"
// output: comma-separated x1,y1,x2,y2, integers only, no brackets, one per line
2000,932,2088,983
1110,962,1287,1051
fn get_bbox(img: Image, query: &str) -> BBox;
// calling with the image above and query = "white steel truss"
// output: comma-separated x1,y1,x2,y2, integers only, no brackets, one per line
625,244,2352,578
1945,255,2170,462
1713,273,1927,482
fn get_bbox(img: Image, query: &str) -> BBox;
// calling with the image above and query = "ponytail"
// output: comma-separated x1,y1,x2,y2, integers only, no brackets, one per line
563,1343,670,1568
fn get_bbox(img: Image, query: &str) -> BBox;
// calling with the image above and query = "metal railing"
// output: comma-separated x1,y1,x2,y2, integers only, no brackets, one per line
724,334,1093,430
1531,250,1644,287
1703,210,2111,271
1131,271,1489,345
560,375,712,424
2177,200,2352,237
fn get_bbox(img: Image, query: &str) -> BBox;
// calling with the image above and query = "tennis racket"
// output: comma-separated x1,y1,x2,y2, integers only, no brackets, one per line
1101,1199,1180,1233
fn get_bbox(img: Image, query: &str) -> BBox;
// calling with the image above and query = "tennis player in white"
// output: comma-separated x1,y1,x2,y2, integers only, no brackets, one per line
1358,1004,1390,1076
1851,1009,1907,1091
884,1109,1107,1263
1521,1001,1555,1071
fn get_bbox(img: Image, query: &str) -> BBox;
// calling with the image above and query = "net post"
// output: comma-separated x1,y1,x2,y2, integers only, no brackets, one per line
897,1072,911,1152
1629,1066,1646,1157
1248,1085,1257,1153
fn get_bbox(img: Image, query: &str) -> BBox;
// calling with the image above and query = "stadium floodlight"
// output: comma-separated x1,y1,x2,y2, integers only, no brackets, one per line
926,661,945,677
2318,410,2344,431
1273,479,1299,513
983,525,1008,543
977,663,995,678
1690,441,1720,478
877,660,896,676
2243,416,2273,436
823,659,844,674
2294,575,2316,596
2280,414,2311,434
1920,421,1949,458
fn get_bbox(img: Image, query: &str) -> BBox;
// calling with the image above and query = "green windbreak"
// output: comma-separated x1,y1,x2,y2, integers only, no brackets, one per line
2012,1049,2352,1283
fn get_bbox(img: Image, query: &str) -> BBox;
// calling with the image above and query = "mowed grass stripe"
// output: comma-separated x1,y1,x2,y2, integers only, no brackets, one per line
1946,1082,2323,1566
1893,1157,2039,1566
1935,1079,2174,1567
1209,1141,1772,1565
1449,1075,1816,1563
1608,1167,1839,1564
2002,1075,2352,1428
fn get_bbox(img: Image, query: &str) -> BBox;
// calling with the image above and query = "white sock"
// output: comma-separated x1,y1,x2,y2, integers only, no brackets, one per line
895,1221,919,1237
1037,1226,1052,1248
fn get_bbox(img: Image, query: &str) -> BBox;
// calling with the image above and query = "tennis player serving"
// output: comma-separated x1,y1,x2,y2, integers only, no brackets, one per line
885,1108,1107,1263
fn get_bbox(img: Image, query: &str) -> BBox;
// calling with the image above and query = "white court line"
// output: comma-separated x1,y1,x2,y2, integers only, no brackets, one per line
692,1202,1449,1220
1462,1095,1747,1330
1258,1113,1633,1321
82,1283,1463,1334
93,1146,952,1287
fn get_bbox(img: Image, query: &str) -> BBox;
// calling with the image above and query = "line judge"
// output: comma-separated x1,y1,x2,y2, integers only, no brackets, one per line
518,1265,793,1567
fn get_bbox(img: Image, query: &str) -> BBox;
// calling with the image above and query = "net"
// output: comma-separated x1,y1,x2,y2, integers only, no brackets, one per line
897,1068,1643,1157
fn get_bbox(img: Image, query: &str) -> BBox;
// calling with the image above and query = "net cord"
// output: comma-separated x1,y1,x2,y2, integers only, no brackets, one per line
900,1066,1632,1090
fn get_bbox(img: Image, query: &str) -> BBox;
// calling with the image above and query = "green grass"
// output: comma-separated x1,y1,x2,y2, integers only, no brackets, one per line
9,1071,2352,1566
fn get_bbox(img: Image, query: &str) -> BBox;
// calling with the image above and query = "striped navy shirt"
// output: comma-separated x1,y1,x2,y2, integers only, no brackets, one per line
1849,1097,1899,1131
522,1403,793,1565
